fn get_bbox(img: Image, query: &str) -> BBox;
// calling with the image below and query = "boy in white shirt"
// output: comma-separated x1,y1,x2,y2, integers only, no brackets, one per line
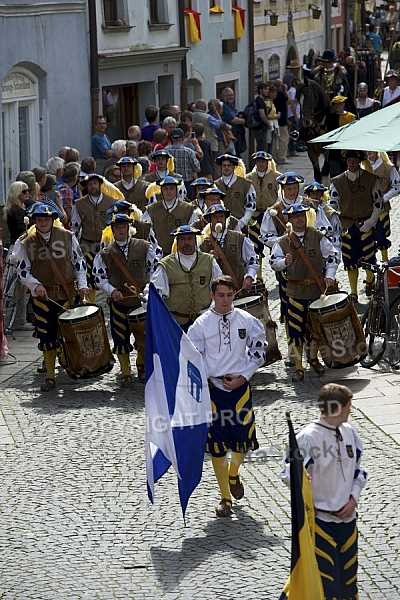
282,383,367,599
188,275,266,517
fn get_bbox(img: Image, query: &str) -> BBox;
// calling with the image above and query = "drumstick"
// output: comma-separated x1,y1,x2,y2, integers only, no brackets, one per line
235,287,245,297
47,297,73,311
124,283,145,300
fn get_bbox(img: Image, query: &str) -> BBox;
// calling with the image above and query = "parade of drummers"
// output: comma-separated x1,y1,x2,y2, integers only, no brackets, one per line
3,4,400,598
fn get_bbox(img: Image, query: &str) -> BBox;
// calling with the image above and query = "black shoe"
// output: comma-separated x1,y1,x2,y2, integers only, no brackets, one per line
308,358,326,375
292,369,304,383
229,475,244,500
216,498,233,517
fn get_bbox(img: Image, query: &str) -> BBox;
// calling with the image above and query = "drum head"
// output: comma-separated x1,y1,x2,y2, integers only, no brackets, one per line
129,306,146,317
309,292,348,311
128,306,147,323
233,295,262,310
59,304,98,322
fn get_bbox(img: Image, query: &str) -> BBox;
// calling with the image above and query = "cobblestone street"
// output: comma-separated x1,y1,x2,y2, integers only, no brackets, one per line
1,153,400,599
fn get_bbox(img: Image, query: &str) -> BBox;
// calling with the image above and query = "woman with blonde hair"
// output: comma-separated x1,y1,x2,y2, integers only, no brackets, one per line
4,181,30,243
3,181,33,331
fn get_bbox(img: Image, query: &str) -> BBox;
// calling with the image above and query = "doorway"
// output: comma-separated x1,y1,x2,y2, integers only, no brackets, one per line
2,69,39,201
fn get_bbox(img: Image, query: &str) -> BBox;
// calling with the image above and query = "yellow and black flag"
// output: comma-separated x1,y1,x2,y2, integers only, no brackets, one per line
279,413,324,600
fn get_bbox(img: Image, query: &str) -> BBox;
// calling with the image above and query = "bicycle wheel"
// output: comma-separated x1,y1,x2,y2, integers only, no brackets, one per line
388,313,400,367
360,299,390,368
2,263,18,334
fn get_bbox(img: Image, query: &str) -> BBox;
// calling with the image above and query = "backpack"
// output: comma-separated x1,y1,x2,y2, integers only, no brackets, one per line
243,100,260,128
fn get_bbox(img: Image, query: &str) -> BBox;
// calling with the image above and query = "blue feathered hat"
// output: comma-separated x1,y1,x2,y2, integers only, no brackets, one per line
170,225,201,236
251,151,273,161
106,213,132,226
276,172,304,185
303,181,328,194
107,200,133,215
282,203,310,215
191,177,214,187
203,204,230,220
215,154,239,166
198,187,226,199
117,156,138,165
156,176,183,187
26,202,58,219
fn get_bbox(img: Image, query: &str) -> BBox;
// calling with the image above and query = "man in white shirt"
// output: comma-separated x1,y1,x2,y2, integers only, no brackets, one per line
329,150,383,302
150,225,222,332
270,204,338,382
287,78,301,157
355,82,376,118
199,204,258,291
381,71,400,107
188,275,266,518
214,154,256,229
94,213,158,386
363,151,400,261
70,174,116,303
17,203,89,392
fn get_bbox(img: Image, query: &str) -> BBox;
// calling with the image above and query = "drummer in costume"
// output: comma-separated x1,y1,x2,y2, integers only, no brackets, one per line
270,204,338,382
303,181,342,257
260,172,332,249
70,174,116,304
101,199,162,261
142,176,197,257
245,151,281,275
144,149,187,200
329,150,383,303
259,172,304,249
114,156,156,212
191,187,240,232
214,154,256,231
199,204,258,292
362,151,400,262
260,172,305,366
16,203,89,392
150,225,222,332
93,213,158,386
187,275,266,518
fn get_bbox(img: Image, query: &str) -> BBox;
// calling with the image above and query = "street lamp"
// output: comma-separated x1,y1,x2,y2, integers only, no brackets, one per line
264,9,278,26
308,3,322,19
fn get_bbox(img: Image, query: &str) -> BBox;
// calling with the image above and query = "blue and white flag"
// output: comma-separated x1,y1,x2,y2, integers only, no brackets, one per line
145,284,211,518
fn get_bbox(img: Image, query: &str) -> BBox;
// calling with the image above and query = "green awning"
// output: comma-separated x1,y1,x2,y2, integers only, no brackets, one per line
309,103,400,152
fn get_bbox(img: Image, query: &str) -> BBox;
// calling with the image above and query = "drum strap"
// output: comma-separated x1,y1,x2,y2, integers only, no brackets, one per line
35,233,73,301
289,232,326,294
109,247,142,294
207,233,240,290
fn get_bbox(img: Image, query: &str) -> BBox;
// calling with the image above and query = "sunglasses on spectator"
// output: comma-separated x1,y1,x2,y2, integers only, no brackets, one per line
21,189,30,194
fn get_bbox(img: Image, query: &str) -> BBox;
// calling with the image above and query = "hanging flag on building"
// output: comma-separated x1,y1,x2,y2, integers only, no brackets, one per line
232,6,245,38
184,9,202,43
279,412,324,600
145,284,211,518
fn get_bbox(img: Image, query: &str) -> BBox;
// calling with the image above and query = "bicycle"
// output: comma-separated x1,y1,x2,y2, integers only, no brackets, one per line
386,259,400,367
2,245,19,336
359,259,400,368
